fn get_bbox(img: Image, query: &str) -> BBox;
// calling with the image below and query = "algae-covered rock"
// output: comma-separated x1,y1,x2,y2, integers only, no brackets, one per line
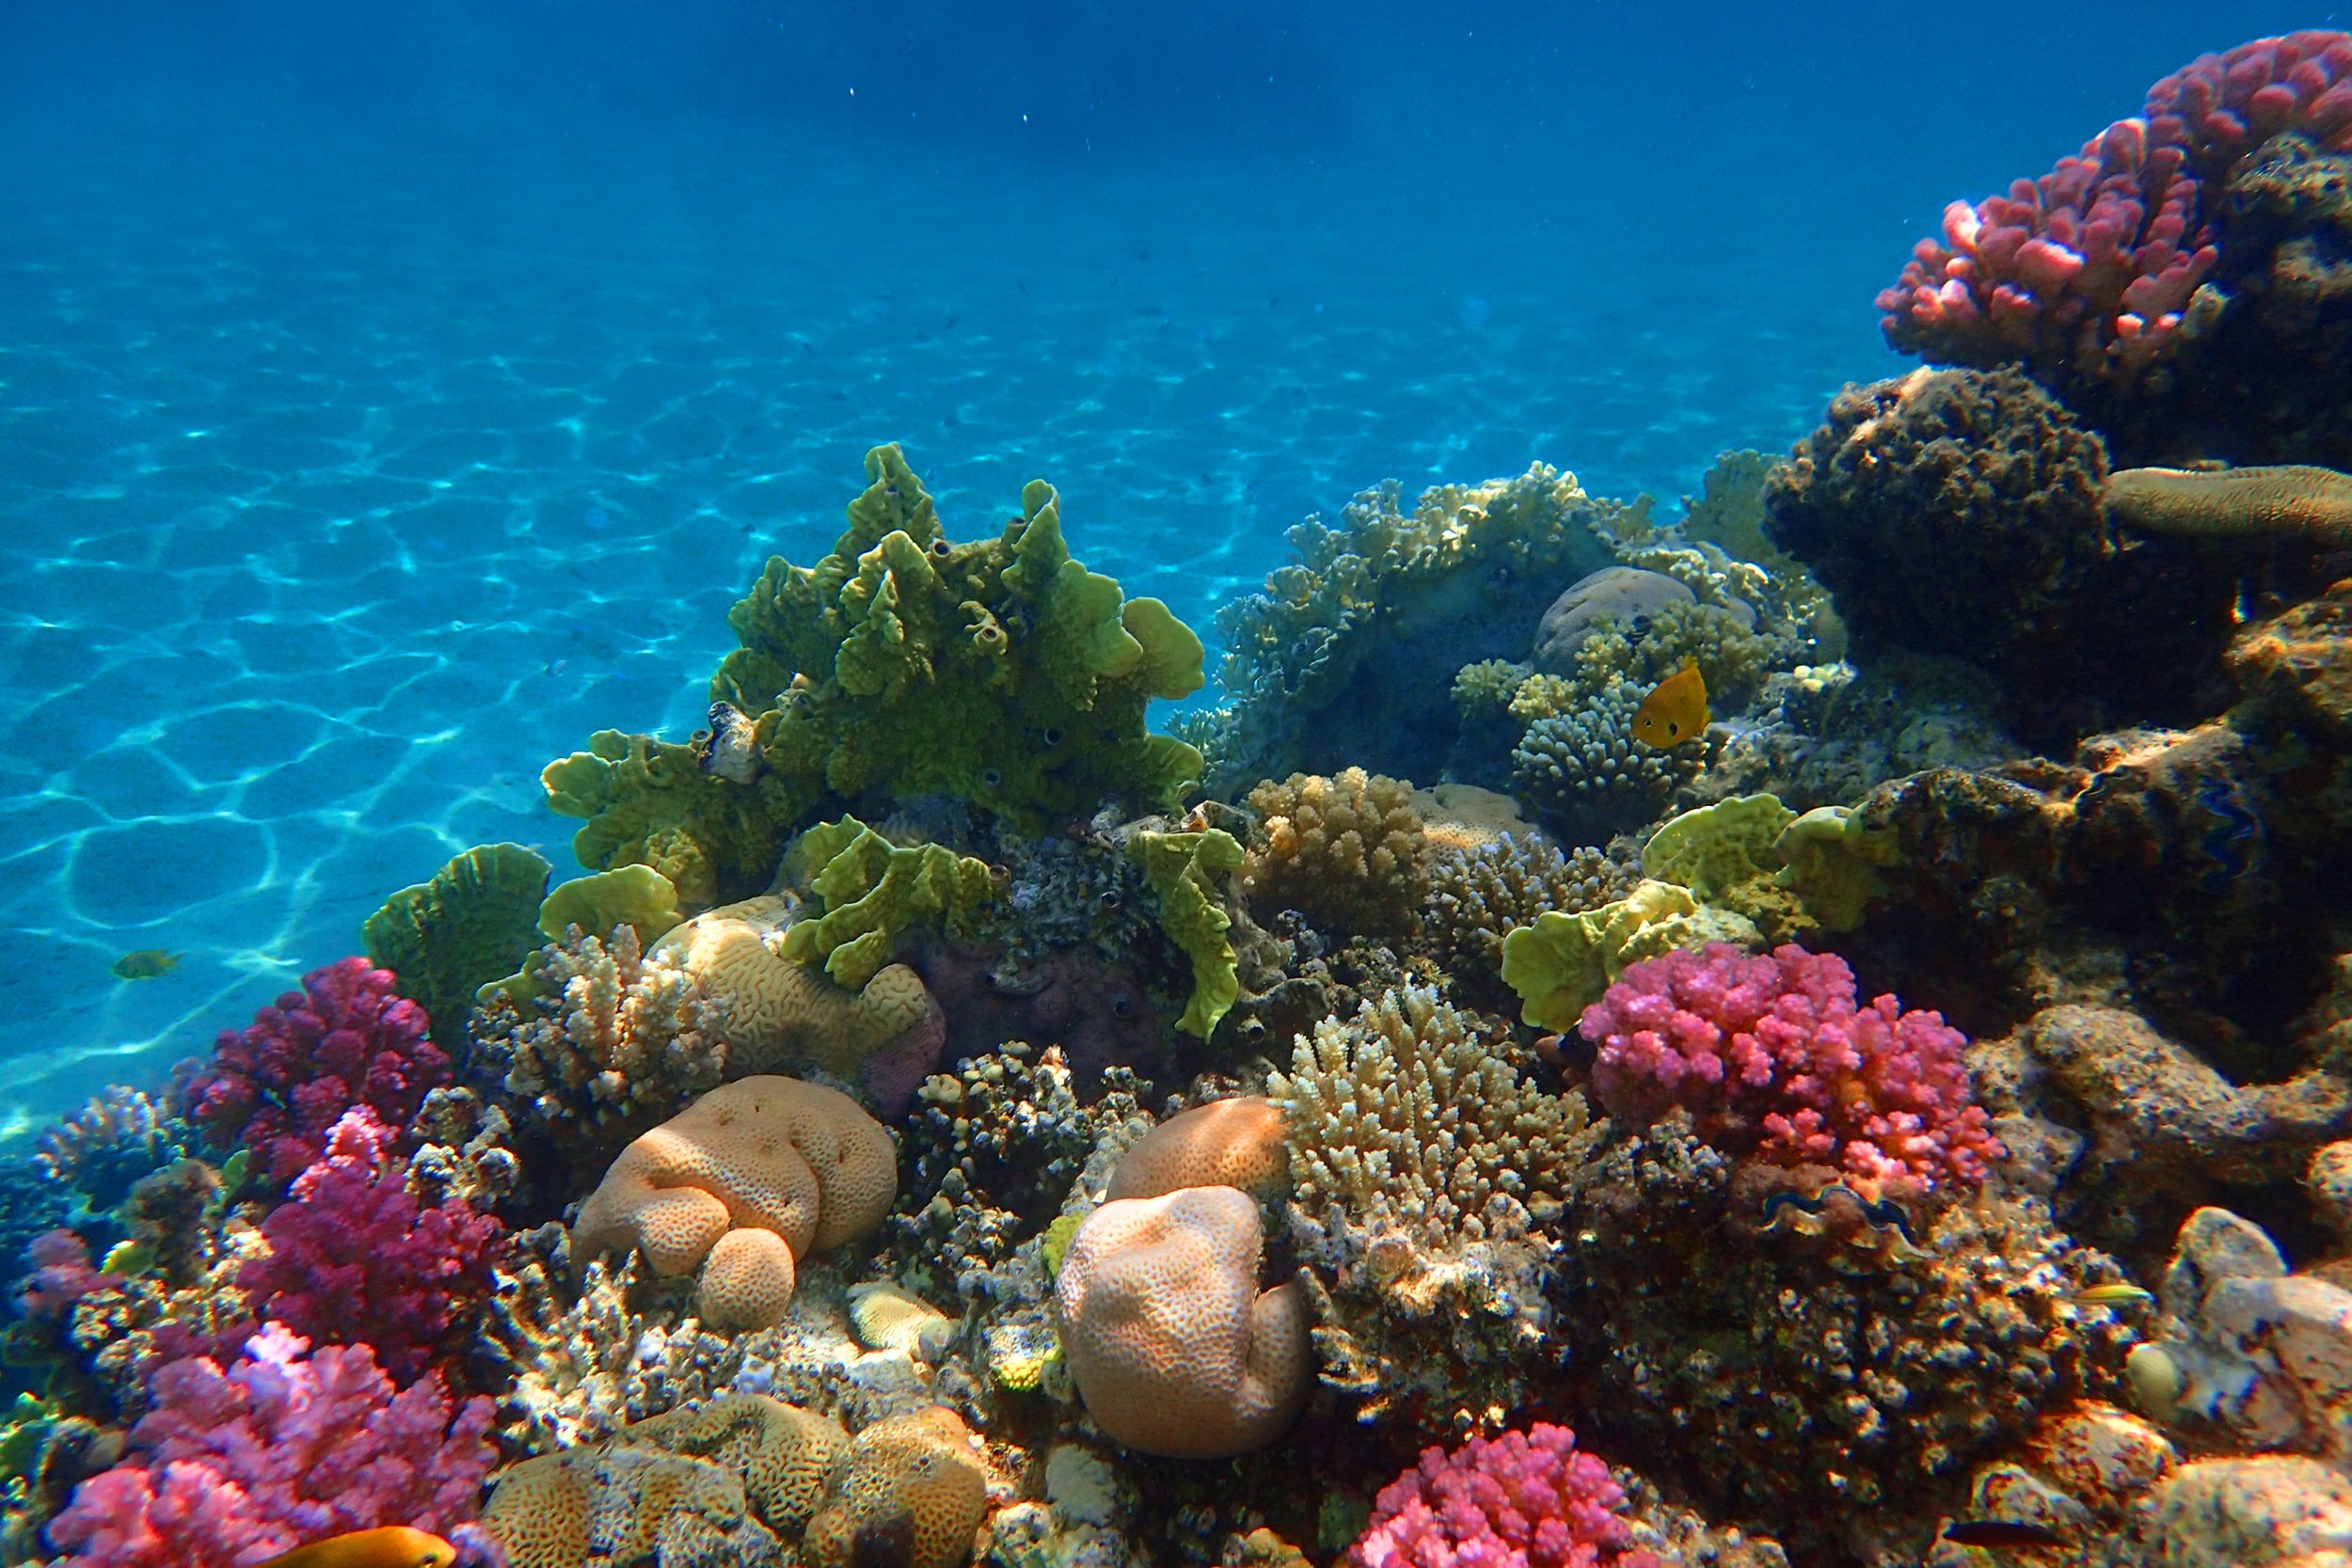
1500,879,1761,1031
547,446,1205,910
1130,828,1244,1038
781,817,995,992
361,842,552,1045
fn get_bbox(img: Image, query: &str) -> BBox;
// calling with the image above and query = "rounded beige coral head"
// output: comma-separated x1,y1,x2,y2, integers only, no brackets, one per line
1107,1097,1291,1204
1055,1185,1311,1458
624,1392,849,1533
481,1452,592,1568
697,1227,798,1331
804,1405,989,1568
569,1075,898,1322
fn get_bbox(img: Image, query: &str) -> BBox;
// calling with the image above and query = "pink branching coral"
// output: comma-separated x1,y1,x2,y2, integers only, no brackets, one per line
238,1110,505,1385
1580,943,2000,1201
16,1227,123,1319
1343,1422,1660,1568
43,1323,496,1568
1879,30,2352,388
178,957,451,1184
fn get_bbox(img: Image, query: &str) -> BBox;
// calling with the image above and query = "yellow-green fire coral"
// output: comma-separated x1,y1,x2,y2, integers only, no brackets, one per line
545,445,1206,909
1130,828,1245,1038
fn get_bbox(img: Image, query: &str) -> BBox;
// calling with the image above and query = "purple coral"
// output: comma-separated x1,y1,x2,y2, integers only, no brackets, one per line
1343,1422,1660,1568
1580,942,2001,1201
238,1110,504,1385
178,958,450,1185
16,1227,122,1319
43,1323,496,1568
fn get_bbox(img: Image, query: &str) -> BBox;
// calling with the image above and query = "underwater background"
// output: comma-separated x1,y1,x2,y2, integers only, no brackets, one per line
0,0,2304,1134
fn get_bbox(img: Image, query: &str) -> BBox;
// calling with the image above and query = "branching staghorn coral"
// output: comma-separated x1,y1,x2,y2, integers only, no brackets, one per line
1422,835,1637,1010
1267,984,1601,1432
470,925,724,1159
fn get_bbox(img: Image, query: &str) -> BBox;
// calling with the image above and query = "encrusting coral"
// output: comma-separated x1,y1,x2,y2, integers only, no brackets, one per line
544,445,1206,909
571,1077,897,1332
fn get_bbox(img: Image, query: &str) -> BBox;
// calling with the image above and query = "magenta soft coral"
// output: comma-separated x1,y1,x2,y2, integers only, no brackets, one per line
1343,1423,1660,1568
238,1110,504,1385
1580,943,2000,1203
43,1323,496,1568
179,957,450,1184
1879,30,2352,388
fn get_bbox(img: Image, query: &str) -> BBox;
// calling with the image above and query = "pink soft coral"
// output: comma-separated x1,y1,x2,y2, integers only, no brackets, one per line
1580,943,2000,1202
16,1228,123,1319
1880,30,2352,388
1343,1423,1659,1568
44,1324,495,1568
178,957,450,1184
238,1110,504,1385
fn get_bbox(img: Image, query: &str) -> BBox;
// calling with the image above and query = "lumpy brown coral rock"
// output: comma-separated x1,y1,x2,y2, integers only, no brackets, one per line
1105,1097,1290,1205
1055,1185,1311,1459
1764,366,2235,744
1240,768,1428,941
804,1405,990,1568
573,1076,897,1331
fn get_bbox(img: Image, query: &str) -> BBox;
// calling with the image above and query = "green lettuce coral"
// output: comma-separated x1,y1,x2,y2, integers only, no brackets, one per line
1130,828,1245,1038
1500,879,1762,1032
781,816,996,991
361,843,553,1044
545,445,1206,910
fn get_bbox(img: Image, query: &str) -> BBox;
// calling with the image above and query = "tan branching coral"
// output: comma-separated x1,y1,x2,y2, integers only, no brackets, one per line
1055,1185,1311,1459
474,924,725,1156
1267,984,1600,1430
1423,835,1636,1009
1240,768,1428,941
573,1077,898,1332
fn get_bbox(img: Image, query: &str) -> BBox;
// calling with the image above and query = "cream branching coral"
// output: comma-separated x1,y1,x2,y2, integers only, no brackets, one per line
1240,768,1428,941
472,923,725,1157
1268,984,1601,1430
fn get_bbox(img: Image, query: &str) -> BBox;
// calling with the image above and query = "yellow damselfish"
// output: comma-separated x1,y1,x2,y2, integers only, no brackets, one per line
253,1527,456,1568
1631,658,1709,749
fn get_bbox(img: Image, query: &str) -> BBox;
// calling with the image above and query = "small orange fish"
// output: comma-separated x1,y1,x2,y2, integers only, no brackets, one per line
252,1527,457,1568
1631,658,1708,749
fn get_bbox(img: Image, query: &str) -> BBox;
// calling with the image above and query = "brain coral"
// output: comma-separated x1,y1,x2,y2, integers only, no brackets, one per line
1240,768,1429,942
1055,1184,1311,1459
572,1076,897,1331
1104,1097,1290,1205
647,895,944,1115
1763,366,2235,744
803,1405,990,1568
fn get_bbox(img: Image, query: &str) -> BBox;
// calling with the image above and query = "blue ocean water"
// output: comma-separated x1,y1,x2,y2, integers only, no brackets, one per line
0,0,2312,1136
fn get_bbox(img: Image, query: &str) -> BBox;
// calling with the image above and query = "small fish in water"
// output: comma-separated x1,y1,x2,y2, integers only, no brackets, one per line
2074,1282,2155,1307
109,950,180,980
254,1527,456,1568
1631,658,1709,749
1939,1518,2071,1548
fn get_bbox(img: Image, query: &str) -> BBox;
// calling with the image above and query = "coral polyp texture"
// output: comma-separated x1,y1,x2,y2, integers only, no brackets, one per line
1581,942,1999,1205
543,444,1206,908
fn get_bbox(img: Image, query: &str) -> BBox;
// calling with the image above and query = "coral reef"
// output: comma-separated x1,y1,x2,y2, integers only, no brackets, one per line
1239,768,1428,943
572,1078,897,1332
545,445,1205,907
1054,1184,1311,1459
1762,367,2236,744
1510,675,1700,846
44,1324,496,1568
2107,460,2352,544
1127,828,1246,1040
175,958,453,1186
1269,985,1598,1431
361,842,552,1047
237,1109,506,1384
1343,1423,1659,1568
1501,880,1761,1032
1422,834,1636,1013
